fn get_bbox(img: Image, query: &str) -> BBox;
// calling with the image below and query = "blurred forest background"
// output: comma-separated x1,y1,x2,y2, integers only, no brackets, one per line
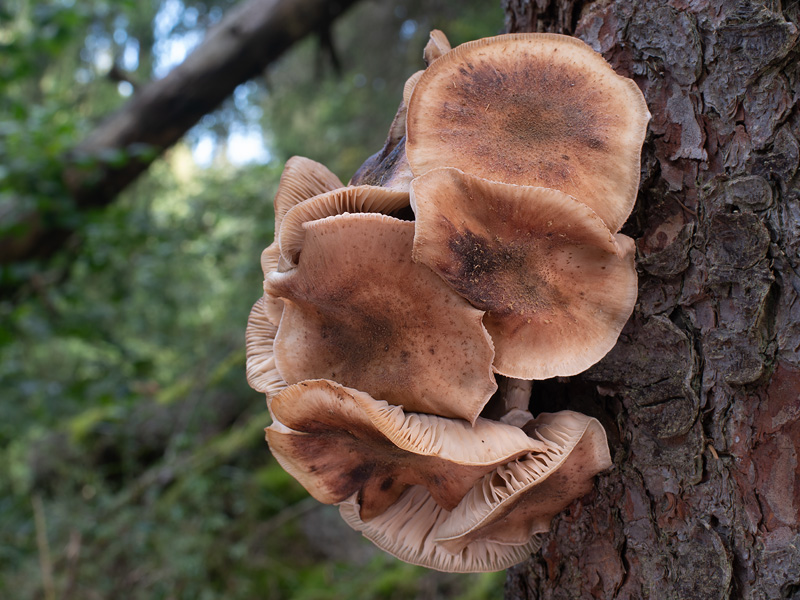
0,1,507,597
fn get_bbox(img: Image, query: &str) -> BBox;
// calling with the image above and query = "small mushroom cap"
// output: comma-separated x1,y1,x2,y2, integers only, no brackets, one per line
273,156,344,232
260,157,342,324
266,379,548,520
339,486,543,573
403,70,424,107
278,185,409,267
411,167,638,379
259,243,286,325
434,410,612,551
406,33,650,232
260,242,280,279
348,137,414,192
245,296,287,399
265,212,497,423
423,29,452,65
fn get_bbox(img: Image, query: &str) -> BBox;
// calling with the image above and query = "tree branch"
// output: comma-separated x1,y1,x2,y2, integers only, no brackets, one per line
64,0,360,207
0,0,360,277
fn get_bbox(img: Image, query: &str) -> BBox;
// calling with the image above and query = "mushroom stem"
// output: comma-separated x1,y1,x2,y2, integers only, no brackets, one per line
500,377,532,414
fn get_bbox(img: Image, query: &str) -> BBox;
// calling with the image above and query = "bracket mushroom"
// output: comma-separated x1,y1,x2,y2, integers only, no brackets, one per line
247,29,648,574
266,379,549,520
406,33,650,232
265,212,497,423
411,167,638,379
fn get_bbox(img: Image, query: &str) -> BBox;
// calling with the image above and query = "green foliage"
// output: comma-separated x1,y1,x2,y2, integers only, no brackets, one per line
0,1,509,599
264,0,504,180
1,0,148,286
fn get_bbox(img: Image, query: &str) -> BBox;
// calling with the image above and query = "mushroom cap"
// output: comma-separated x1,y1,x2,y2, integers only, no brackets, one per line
411,167,638,379
265,212,497,423
339,486,543,573
259,243,286,325
266,379,548,520
434,410,612,551
260,157,343,325
260,242,280,279
245,296,287,399
403,70,424,107
405,33,650,232
273,156,344,233
423,29,452,66
278,185,409,267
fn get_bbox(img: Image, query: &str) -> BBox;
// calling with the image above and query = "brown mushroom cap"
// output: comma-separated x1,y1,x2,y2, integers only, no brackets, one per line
245,296,287,399
434,410,612,551
348,137,415,192
266,379,548,520
260,242,279,279
339,486,543,573
259,243,286,325
265,212,497,423
403,70,424,107
259,157,343,325
411,167,638,379
423,29,452,66
278,185,409,267
405,33,650,232
273,156,344,232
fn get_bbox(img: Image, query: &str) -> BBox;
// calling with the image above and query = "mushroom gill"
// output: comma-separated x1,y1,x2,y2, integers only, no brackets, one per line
273,156,344,231
339,486,544,573
278,184,409,268
261,156,346,324
434,410,612,550
335,409,611,572
266,379,548,520
245,296,286,402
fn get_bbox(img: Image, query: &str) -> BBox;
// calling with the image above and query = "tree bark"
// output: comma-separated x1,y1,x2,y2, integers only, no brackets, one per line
502,1,800,599
2,0,359,268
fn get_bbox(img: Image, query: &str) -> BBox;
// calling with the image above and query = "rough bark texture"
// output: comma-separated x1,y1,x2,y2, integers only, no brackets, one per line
2,0,359,268
502,1,800,598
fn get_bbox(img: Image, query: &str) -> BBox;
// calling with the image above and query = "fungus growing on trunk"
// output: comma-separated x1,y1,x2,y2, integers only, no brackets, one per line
265,212,497,423
246,29,648,574
411,167,638,379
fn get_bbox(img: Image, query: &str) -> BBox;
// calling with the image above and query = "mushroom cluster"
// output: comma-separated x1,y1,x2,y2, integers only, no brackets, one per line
246,31,649,572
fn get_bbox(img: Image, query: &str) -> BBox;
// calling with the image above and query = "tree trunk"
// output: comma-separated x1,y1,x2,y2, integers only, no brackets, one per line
502,1,800,599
